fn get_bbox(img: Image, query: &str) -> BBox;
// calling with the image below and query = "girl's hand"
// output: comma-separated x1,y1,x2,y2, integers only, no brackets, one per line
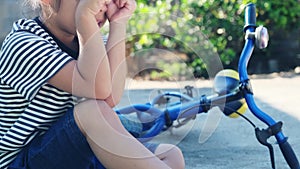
77,0,111,16
75,0,111,45
106,0,137,24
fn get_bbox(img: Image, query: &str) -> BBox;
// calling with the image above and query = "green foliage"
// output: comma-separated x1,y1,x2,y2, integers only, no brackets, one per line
127,0,300,79
149,61,192,80
247,0,300,29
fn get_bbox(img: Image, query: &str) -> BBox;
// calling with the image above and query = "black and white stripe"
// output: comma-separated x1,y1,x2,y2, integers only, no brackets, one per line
0,19,77,169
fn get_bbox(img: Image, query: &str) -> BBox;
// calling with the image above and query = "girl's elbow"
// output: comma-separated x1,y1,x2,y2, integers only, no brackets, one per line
95,82,112,100
95,88,112,100
104,94,121,108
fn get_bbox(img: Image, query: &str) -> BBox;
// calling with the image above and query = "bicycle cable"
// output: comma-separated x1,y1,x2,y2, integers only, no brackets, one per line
234,110,257,128
219,105,277,169
175,105,199,128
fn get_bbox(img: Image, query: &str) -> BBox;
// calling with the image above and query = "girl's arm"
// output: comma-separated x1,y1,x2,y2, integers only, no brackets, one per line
48,0,112,99
104,22,127,107
104,0,136,107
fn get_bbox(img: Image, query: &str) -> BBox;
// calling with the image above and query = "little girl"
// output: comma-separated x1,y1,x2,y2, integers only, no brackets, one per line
0,0,185,168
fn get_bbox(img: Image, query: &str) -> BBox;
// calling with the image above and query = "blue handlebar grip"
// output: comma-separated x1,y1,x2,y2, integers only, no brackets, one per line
244,3,256,31
279,141,300,169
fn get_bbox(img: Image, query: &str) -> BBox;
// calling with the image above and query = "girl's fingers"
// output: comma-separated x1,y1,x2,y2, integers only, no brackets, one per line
105,0,112,5
113,0,127,8
118,0,123,8
119,0,127,8
106,0,136,22
124,0,136,12
112,0,119,8
106,1,118,20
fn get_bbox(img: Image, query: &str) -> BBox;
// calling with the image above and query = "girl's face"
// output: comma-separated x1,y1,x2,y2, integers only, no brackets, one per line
42,0,108,43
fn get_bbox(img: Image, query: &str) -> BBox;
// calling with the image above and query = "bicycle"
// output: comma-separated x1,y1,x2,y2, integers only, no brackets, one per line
116,3,300,169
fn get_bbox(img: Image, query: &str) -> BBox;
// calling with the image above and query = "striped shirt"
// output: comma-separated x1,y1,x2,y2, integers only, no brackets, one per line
0,18,79,168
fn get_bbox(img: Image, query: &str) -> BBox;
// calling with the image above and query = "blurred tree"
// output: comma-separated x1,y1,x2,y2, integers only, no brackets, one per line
126,0,300,79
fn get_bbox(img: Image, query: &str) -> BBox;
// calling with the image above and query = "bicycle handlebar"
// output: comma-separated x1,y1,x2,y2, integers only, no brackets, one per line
280,141,300,169
240,3,284,136
244,3,256,31
240,4,300,169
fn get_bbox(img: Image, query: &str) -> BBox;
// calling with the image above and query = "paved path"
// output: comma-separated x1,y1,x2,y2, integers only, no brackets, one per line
117,75,300,169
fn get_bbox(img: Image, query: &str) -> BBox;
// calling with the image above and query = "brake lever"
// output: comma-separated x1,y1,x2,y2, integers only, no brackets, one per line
255,121,283,169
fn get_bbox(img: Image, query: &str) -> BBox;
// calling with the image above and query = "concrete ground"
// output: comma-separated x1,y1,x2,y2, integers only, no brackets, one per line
116,74,300,169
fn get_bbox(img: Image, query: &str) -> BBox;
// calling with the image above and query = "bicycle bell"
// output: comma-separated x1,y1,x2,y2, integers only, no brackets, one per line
255,26,269,49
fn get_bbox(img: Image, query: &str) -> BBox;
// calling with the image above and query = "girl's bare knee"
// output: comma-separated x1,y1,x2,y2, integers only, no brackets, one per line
155,144,185,169
168,146,185,169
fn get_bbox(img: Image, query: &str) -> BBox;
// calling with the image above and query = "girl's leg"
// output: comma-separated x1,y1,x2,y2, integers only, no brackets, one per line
118,114,185,169
74,99,172,169
154,144,185,169
8,107,100,169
